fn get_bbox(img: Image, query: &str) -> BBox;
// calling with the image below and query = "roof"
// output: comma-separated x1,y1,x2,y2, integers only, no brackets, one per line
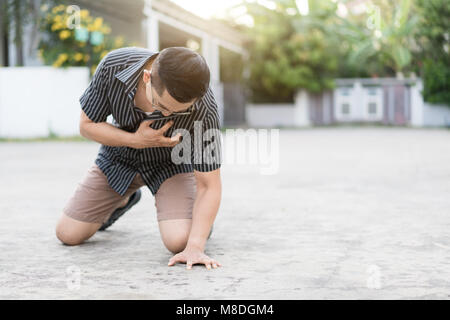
150,0,249,48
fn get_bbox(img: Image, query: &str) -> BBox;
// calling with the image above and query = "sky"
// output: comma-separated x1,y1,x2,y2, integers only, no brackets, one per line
169,0,310,26
170,0,244,20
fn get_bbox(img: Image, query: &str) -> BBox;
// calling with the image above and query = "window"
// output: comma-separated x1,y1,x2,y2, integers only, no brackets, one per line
342,103,350,114
368,102,377,114
367,87,378,96
340,88,350,96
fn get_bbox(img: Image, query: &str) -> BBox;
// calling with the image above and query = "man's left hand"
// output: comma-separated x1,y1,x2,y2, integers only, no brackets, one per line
168,247,222,270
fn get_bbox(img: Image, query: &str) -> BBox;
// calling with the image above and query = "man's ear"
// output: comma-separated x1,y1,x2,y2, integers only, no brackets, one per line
142,69,150,83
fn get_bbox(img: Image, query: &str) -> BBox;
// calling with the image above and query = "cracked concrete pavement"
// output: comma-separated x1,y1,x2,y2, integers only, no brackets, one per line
0,127,449,299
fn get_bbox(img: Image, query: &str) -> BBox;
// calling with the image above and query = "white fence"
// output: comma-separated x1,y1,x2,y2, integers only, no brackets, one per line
246,78,450,128
0,67,89,138
246,103,296,127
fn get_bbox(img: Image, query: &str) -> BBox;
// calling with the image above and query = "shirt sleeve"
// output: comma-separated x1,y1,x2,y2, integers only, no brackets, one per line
191,90,223,172
79,56,111,123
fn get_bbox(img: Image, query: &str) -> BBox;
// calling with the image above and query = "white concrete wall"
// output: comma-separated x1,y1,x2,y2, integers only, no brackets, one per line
210,81,224,127
422,103,450,127
0,67,89,138
334,82,383,122
246,103,295,127
294,90,311,127
410,80,424,127
410,79,450,127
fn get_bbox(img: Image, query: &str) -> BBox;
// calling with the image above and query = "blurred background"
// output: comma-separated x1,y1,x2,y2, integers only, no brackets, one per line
0,0,448,138
1,1,449,299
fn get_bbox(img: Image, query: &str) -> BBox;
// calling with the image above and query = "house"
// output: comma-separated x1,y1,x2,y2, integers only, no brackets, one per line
0,0,249,138
246,77,450,128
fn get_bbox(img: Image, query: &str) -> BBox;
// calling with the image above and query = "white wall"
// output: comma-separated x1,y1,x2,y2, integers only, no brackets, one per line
334,82,383,122
422,103,450,127
410,79,450,127
0,67,89,138
294,90,311,126
246,103,296,127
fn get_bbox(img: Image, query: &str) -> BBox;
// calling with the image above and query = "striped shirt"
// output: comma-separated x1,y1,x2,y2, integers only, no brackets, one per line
80,47,222,196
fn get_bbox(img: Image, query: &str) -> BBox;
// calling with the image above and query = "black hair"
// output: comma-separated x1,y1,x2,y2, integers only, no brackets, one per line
151,47,210,103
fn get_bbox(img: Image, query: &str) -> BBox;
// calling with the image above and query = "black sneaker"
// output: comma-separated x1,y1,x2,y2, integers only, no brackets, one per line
99,189,142,231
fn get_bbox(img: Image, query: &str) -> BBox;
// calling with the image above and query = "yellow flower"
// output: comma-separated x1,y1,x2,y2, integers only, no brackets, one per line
91,65,97,75
101,25,111,34
59,30,71,40
83,54,90,63
59,53,68,61
100,50,108,59
114,37,124,48
51,22,64,32
52,4,65,14
93,17,103,30
87,17,104,32
74,53,84,61
53,53,68,67
80,9,89,19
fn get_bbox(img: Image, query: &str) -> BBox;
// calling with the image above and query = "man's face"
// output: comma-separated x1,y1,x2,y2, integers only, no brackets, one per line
142,69,195,117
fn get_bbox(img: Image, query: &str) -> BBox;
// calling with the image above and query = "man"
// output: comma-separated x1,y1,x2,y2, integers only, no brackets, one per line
55,46,223,270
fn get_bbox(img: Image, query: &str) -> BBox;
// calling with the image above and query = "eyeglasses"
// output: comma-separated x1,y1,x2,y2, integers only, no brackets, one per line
143,69,196,121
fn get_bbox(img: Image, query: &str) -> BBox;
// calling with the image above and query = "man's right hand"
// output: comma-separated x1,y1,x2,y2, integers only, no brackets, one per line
132,120,182,149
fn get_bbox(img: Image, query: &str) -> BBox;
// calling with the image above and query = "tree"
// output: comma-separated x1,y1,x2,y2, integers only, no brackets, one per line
38,3,129,76
414,0,450,105
347,0,418,77
0,0,40,66
227,0,340,103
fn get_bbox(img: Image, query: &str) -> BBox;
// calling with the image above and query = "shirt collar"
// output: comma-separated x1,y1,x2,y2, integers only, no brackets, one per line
114,52,200,112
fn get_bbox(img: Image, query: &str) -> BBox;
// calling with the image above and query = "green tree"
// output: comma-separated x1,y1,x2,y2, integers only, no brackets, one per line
229,0,340,103
347,0,418,77
38,2,130,76
414,0,450,105
0,0,41,66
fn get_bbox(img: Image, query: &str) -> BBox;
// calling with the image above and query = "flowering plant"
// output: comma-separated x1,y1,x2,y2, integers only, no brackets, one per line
38,4,127,75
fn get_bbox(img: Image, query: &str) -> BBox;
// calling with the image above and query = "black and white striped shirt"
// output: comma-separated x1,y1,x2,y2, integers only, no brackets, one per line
80,47,222,196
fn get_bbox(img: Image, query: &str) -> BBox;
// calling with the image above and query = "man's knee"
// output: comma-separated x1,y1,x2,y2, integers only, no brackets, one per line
55,214,98,246
158,219,192,254
163,233,189,254
55,225,85,246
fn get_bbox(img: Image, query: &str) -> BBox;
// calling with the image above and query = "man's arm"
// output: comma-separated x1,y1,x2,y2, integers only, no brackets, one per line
80,110,181,148
167,168,222,270
79,110,136,147
186,168,222,251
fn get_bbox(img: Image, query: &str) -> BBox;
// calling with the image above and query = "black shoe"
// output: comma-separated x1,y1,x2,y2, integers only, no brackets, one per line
99,189,142,231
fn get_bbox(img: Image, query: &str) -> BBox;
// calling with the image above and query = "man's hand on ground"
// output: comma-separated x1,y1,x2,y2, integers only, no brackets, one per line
168,246,222,270
132,120,181,149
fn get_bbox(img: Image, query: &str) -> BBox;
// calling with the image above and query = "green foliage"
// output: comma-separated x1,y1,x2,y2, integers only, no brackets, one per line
414,0,450,105
235,0,340,102
38,2,130,75
345,0,418,75
422,59,450,104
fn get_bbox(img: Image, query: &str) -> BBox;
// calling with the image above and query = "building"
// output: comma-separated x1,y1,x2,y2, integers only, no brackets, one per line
0,0,249,138
246,77,450,128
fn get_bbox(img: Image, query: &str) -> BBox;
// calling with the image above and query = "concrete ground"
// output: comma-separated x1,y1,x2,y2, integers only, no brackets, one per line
0,127,449,299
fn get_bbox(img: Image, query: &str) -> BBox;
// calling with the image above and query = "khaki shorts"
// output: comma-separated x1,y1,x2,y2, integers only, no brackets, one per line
63,164,196,224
